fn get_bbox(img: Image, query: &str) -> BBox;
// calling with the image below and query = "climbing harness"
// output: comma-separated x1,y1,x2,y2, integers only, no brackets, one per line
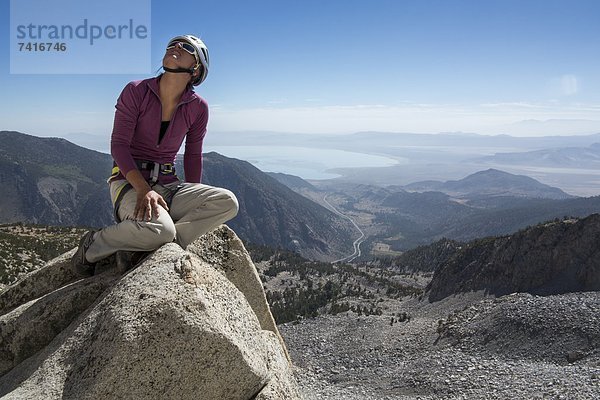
109,160,180,223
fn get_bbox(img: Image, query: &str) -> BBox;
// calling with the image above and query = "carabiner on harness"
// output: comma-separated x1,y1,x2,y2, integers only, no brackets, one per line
151,162,160,183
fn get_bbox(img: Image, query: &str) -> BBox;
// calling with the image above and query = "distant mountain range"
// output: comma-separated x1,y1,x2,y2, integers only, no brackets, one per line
293,170,600,253
402,168,574,200
205,130,600,196
208,130,600,151
471,143,600,169
378,187,600,248
0,131,354,261
4,130,600,261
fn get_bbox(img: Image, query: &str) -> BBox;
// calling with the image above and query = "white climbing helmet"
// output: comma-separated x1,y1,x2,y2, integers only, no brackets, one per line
166,34,210,86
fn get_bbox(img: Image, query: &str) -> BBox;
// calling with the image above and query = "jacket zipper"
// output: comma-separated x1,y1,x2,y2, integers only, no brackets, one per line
149,83,195,149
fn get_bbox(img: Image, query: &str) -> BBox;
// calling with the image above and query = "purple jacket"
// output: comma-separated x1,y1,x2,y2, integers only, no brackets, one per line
110,74,208,184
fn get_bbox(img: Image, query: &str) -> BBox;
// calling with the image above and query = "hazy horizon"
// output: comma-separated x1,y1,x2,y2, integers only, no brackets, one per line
5,128,600,197
13,128,600,157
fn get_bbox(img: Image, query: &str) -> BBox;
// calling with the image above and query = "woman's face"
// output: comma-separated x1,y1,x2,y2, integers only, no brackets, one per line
163,41,198,73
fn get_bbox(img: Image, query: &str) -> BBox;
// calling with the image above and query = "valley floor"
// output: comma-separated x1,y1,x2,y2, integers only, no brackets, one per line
279,293,600,400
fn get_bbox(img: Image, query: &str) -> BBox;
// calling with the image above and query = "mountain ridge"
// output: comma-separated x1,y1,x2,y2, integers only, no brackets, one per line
403,168,574,200
471,142,600,169
199,152,354,261
0,131,354,261
426,213,600,301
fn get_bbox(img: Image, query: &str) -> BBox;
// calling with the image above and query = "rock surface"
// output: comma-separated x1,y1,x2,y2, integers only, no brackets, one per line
0,226,300,400
436,292,600,365
279,291,600,399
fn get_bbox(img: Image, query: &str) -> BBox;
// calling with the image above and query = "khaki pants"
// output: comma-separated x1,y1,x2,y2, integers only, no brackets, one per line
86,180,239,263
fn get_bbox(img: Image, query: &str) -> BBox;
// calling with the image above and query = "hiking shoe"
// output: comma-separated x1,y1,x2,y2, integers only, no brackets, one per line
71,230,97,277
115,250,152,274
131,251,152,266
115,250,135,274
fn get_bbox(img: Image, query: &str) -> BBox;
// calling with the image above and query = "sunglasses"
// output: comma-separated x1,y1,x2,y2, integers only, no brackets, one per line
166,41,197,57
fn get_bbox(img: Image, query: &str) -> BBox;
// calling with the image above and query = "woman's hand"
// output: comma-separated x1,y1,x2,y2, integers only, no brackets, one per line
134,189,169,221
125,169,169,221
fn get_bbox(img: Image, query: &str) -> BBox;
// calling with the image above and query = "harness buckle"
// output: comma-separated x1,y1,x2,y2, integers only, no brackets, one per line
133,159,176,182
161,163,174,174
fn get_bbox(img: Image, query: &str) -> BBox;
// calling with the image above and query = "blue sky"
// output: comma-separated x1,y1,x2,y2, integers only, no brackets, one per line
1,0,600,142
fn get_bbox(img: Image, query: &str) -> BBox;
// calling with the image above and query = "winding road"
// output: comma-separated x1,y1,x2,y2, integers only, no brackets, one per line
322,194,366,263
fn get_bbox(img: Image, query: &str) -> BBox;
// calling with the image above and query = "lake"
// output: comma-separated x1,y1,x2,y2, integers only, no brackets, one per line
208,145,403,179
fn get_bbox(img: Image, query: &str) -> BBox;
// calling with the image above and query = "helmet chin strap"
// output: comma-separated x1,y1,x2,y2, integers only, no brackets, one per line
163,66,194,75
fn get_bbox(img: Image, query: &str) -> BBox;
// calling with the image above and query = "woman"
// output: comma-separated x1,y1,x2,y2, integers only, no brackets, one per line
72,34,239,276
